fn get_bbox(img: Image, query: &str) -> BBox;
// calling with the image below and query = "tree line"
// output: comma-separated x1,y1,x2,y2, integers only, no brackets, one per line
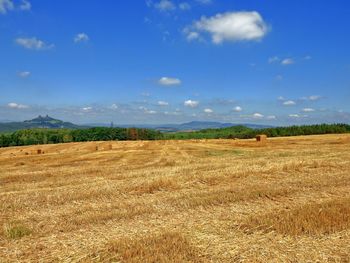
0,124,349,148
0,127,162,147
163,123,350,140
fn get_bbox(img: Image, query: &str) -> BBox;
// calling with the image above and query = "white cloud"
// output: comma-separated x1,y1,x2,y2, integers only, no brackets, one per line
277,96,285,101
289,114,300,118
82,107,93,112
139,106,157,114
300,95,322,101
268,56,280,64
15,37,54,50
162,30,170,41
0,0,14,14
179,2,190,10
267,115,276,120
283,100,296,106
185,11,268,44
302,108,315,112
110,104,118,110
186,31,200,41
154,0,175,11
158,77,181,86
253,113,264,118
7,102,28,109
164,110,182,116
18,71,30,78
304,55,312,60
204,108,213,113
184,100,199,108
195,0,212,4
0,0,30,13
275,75,283,81
270,57,297,65
233,106,242,112
281,58,294,65
74,33,89,43
145,109,157,114
158,101,169,106
146,0,152,7
309,95,321,101
19,0,31,11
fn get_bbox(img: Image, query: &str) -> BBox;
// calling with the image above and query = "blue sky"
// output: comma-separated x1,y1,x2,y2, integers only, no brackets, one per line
0,0,349,125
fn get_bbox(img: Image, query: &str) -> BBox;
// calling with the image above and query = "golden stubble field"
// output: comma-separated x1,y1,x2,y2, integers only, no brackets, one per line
1,134,350,262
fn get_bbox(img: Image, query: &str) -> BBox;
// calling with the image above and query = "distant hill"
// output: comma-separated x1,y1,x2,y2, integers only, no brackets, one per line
153,121,273,132
0,117,273,133
0,115,84,133
88,121,274,132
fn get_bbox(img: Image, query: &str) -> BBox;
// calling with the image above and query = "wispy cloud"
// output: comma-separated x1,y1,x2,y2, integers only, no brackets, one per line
233,106,242,112
275,75,283,81
208,98,236,106
141,92,150,97
146,110,157,114
179,2,190,10
7,102,29,109
269,56,299,65
19,0,31,11
110,104,118,110
268,56,280,64
253,112,264,118
283,100,296,106
148,0,192,12
2,102,348,125
186,31,200,41
301,95,322,101
74,33,89,43
281,58,295,65
0,0,14,14
18,71,31,78
184,11,268,44
82,107,93,112
0,0,31,14
15,37,54,50
154,0,176,11
309,95,322,101
184,100,199,108
157,101,169,106
302,108,315,112
195,0,212,5
158,77,181,86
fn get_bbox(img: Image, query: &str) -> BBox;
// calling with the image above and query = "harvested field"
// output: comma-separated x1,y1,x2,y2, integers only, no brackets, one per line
1,134,350,262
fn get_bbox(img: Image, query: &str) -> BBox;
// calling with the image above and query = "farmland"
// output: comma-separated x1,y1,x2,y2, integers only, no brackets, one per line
1,134,350,262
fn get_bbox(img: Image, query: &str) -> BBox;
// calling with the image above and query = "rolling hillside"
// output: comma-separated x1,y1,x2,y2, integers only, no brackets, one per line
0,115,84,133
1,134,350,262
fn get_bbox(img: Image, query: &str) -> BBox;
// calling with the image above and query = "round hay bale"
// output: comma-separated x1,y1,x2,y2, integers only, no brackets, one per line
256,134,267,142
31,149,42,155
102,144,112,151
91,145,98,151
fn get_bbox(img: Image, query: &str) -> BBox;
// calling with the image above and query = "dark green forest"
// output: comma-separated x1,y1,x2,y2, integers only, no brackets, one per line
0,127,162,147
0,124,349,148
163,123,350,140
